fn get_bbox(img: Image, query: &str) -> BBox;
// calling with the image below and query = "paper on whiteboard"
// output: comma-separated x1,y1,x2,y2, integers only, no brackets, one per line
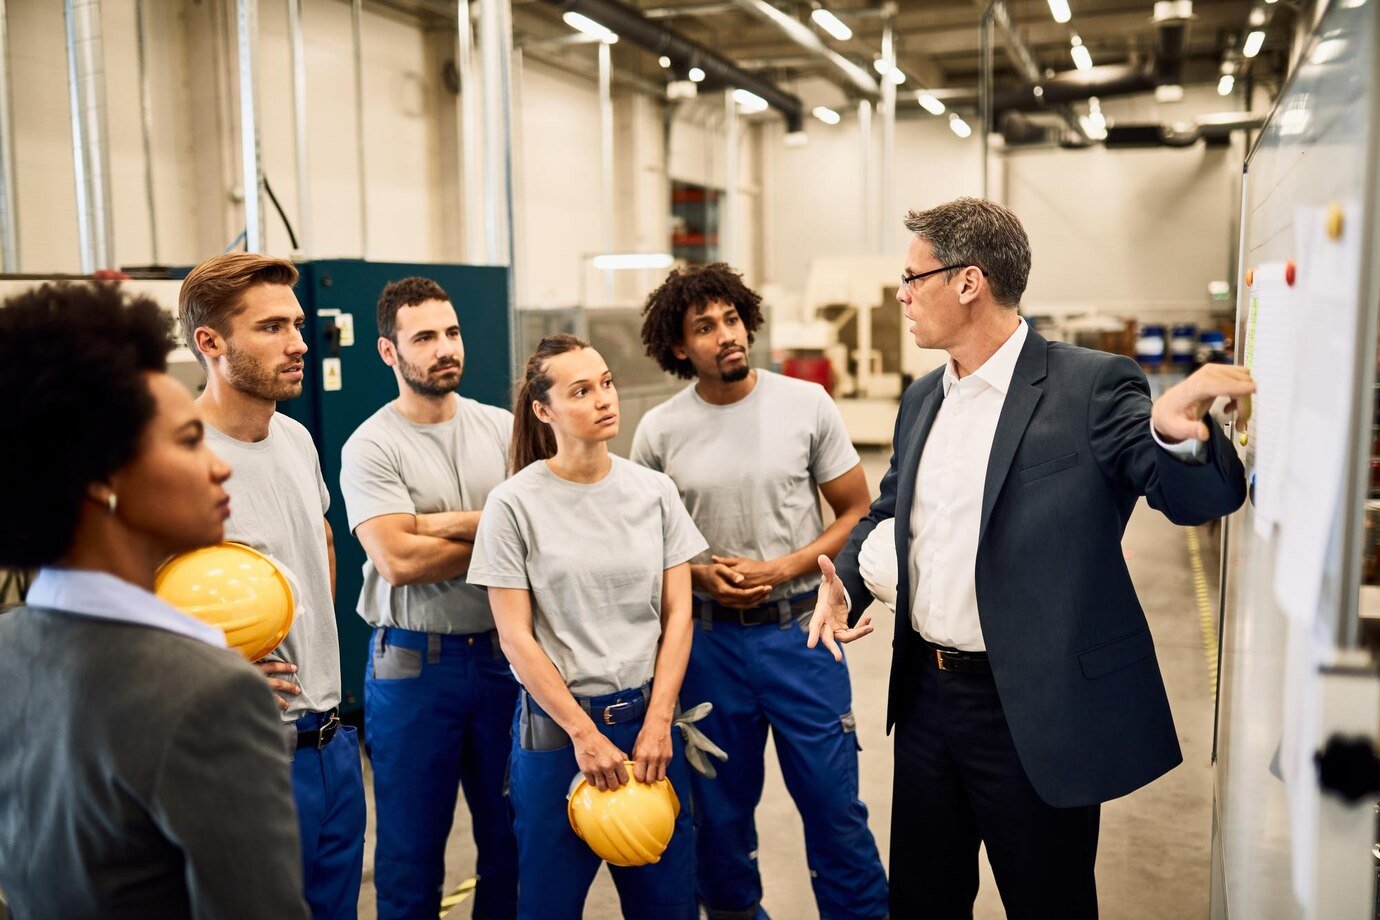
1245,263,1298,537
1273,203,1362,624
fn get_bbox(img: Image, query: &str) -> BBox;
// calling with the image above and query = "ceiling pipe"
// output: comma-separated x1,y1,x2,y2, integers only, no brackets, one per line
941,4,1192,119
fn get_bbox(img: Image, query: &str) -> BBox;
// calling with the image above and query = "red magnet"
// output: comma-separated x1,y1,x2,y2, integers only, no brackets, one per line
1245,268,1255,286
1285,261,1296,286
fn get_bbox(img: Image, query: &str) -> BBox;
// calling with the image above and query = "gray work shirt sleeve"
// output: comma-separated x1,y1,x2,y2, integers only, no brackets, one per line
469,493,532,589
629,418,661,471
340,435,416,534
656,474,709,569
810,385,862,484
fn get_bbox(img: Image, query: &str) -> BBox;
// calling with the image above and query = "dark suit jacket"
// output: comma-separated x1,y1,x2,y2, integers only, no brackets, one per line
834,327,1246,808
0,606,309,919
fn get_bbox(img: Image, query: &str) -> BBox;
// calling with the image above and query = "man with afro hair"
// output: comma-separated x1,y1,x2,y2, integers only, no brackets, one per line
631,263,889,920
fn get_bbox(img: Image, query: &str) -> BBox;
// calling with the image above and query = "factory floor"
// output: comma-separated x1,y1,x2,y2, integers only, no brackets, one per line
355,448,1223,920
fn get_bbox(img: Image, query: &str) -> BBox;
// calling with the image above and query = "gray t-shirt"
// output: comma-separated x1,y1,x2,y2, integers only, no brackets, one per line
631,369,859,602
205,414,340,722
339,398,513,635
468,456,707,696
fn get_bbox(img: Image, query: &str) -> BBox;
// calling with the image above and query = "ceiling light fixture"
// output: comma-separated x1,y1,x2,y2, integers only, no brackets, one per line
562,11,618,43
949,112,972,138
812,105,841,125
1047,0,1072,23
1070,36,1093,70
1243,30,1265,57
810,8,853,41
733,88,769,113
917,92,946,115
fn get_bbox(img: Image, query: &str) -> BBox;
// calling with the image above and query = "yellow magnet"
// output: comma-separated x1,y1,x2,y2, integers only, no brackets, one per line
1327,202,1344,240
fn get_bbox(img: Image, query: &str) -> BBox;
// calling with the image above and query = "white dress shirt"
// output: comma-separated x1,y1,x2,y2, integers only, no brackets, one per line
842,320,1202,638
26,567,228,648
906,320,1202,651
908,320,1030,650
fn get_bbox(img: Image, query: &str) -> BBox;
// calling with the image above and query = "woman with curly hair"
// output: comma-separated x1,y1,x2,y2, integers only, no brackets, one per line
0,283,308,918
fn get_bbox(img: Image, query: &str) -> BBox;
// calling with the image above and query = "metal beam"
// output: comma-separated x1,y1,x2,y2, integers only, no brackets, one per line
0,0,20,271
64,0,116,270
288,0,311,255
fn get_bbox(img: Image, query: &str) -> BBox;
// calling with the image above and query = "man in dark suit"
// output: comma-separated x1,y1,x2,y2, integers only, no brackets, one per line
807,198,1252,918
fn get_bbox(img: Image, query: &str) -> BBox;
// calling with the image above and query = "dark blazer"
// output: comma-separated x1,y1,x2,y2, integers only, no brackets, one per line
834,327,1246,808
0,606,309,919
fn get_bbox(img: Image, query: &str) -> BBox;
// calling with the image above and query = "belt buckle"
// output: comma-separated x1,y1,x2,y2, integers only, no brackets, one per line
935,649,947,671
738,607,756,627
317,710,340,749
602,701,631,725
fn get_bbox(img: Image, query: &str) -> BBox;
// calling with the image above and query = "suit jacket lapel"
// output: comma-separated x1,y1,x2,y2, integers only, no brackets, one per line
978,327,1049,545
894,378,944,617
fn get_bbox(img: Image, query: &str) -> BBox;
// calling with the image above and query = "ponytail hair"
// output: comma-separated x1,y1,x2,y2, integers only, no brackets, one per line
510,333,591,473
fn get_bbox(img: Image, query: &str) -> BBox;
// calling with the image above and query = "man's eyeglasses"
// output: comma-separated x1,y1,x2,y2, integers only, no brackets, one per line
900,264,984,289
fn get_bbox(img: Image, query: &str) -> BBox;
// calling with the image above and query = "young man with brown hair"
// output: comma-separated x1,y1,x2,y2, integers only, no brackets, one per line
179,252,365,920
339,277,518,920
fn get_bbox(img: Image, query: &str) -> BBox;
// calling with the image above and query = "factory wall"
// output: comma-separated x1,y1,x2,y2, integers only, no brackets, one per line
760,83,1248,327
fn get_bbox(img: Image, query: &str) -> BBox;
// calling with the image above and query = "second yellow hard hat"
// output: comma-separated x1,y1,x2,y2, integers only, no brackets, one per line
567,764,680,867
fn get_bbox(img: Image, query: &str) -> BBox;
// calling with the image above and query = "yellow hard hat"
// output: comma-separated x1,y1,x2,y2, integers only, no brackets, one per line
567,763,681,867
154,542,296,661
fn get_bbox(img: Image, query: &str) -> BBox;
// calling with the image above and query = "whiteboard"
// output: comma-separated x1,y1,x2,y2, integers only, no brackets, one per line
1212,0,1380,917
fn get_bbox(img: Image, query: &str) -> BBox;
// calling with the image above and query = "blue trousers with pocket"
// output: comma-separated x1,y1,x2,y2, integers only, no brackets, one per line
507,686,697,920
293,709,367,920
365,627,520,920
679,603,890,920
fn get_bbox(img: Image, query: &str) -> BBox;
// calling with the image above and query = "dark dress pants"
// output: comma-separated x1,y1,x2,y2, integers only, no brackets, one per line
890,655,1101,919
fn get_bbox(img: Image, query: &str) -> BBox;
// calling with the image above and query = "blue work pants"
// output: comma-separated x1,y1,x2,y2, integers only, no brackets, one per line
365,627,520,920
292,709,367,920
679,606,890,920
507,687,697,920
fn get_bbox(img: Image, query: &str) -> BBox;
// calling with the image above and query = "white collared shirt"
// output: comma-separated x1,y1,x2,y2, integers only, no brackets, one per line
905,320,1201,650
908,320,1030,650
25,567,228,648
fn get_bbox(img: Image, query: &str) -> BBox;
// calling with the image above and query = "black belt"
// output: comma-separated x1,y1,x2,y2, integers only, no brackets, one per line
525,686,649,726
700,590,817,627
924,643,991,674
295,707,340,750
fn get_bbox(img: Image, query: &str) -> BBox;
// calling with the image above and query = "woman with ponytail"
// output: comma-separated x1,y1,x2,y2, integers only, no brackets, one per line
469,335,706,919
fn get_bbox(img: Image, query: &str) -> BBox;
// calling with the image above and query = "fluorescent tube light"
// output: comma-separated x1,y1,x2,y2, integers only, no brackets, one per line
917,93,946,115
733,88,769,113
810,8,853,41
812,106,841,125
562,11,617,43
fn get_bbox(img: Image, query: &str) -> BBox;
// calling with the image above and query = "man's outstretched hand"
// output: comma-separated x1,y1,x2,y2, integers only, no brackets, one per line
806,554,873,662
1151,364,1256,443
